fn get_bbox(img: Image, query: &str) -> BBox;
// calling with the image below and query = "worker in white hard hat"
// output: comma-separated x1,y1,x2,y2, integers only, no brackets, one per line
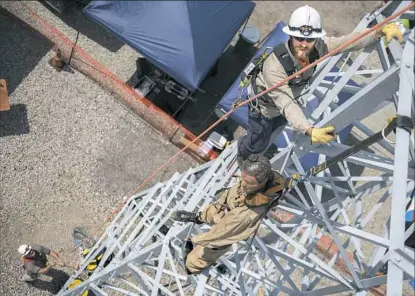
237,5,403,162
18,244,65,282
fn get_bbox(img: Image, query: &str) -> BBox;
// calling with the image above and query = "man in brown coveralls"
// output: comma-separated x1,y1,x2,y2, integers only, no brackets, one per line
171,155,285,274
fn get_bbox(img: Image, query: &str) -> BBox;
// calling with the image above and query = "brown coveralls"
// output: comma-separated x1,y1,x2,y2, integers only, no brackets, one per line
186,181,270,273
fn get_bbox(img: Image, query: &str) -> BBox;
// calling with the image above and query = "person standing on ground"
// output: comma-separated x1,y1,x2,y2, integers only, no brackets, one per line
237,5,403,163
171,155,285,274
18,244,65,282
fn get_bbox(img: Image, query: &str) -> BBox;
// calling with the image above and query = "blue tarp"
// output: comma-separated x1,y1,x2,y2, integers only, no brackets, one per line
84,1,255,91
217,21,357,170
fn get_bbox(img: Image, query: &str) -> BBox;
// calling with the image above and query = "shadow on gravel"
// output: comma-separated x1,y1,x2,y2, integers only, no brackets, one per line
0,104,30,137
180,40,257,139
0,7,53,96
125,39,258,141
40,0,125,53
27,268,69,294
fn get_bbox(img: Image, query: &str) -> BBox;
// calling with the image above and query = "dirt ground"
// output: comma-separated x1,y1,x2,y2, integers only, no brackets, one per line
0,1,394,295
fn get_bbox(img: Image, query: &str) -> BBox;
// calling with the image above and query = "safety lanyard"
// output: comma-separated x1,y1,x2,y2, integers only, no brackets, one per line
264,115,414,198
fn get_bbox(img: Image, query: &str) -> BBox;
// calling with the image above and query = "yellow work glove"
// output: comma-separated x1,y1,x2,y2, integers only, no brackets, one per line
290,173,301,180
382,22,403,43
310,126,336,145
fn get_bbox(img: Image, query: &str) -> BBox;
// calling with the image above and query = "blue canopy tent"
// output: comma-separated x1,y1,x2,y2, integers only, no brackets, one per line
84,1,256,91
217,21,358,171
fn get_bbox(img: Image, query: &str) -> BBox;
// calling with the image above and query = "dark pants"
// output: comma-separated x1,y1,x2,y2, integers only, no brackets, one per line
238,106,287,159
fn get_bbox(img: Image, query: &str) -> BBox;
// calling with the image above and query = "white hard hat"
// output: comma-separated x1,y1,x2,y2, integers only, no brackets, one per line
18,244,32,256
282,5,326,39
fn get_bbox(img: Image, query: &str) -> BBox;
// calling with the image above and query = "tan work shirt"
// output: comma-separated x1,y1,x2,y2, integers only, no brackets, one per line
255,31,379,134
191,181,268,249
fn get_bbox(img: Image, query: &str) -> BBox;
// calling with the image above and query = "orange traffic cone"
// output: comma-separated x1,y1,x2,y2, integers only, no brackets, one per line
0,79,10,112
52,49,65,71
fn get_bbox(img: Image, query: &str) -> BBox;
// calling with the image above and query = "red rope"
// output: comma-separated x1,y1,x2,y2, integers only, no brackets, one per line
97,2,415,232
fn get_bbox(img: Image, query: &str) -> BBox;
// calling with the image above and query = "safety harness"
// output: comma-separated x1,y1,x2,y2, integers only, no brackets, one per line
244,171,286,208
245,115,414,208
235,40,327,110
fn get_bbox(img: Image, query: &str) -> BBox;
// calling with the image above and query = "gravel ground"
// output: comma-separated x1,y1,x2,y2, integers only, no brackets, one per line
0,1,382,138
0,6,195,295
1,0,141,83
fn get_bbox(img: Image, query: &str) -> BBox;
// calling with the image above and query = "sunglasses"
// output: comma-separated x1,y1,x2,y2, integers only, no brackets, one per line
293,36,316,43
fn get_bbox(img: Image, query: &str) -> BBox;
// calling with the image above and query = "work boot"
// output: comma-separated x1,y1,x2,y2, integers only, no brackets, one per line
216,263,228,275
182,239,194,275
171,211,202,224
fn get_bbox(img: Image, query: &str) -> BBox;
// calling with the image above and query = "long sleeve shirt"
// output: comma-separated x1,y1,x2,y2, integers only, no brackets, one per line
254,30,379,134
191,181,267,248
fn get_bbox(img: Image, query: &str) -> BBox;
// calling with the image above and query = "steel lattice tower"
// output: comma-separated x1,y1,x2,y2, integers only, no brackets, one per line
58,1,414,295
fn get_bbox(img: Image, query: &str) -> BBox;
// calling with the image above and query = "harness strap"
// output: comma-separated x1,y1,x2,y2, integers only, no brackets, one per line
251,77,273,105
245,193,273,208
250,42,323,106
395,115,414,133
240,47,274,89
245,172,287,208
286,115,414,189
273,43,296,77
239,42,319,108
249,115,413,207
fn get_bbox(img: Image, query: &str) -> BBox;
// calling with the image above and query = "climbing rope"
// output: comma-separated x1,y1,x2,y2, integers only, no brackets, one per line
95,1,415,236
